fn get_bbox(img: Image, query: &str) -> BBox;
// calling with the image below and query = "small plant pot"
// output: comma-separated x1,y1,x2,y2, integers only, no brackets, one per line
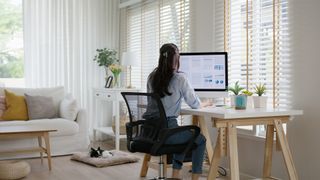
253,96,268,108
234,95,247,110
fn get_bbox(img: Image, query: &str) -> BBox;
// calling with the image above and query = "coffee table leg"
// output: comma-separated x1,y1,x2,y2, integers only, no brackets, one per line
38,136,43,164
43,132,52,170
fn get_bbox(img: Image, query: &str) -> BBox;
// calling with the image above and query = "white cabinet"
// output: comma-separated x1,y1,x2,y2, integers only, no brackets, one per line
92,88,139,150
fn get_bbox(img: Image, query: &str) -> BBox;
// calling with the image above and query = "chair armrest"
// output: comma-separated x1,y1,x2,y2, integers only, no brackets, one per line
126,120,145,140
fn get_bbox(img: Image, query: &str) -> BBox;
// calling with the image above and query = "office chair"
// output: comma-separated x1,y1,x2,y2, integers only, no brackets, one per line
121,92,200,180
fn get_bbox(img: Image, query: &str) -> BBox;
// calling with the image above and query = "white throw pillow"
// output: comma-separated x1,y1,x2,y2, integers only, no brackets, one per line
59,94,78,121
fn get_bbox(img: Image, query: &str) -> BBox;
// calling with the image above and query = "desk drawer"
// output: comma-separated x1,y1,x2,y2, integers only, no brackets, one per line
94,91,116,101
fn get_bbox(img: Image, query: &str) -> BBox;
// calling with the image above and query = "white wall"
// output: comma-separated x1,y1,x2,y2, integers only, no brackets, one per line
190,0,214,52
289,0,320,179
193,0,320,179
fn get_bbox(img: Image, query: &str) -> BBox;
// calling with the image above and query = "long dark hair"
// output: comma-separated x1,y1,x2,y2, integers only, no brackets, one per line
149,43,180,97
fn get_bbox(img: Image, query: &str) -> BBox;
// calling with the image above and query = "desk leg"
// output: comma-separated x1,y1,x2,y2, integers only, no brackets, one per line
43,132,52,171
263,124,274,178
140,154,151,177
197,116,213,164
38,136,43,164
207,128,222,180
227,123,240,180
274,120,298,180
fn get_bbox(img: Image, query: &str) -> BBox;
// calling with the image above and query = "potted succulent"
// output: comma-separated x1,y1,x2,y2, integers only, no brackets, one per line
228,81,247,109
242,89,253,108
252,83,267,108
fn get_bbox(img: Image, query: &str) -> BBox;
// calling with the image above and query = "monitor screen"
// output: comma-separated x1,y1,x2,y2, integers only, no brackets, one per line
179,52,228,92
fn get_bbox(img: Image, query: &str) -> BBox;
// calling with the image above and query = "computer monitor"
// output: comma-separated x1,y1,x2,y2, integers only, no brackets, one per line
179,52,228,98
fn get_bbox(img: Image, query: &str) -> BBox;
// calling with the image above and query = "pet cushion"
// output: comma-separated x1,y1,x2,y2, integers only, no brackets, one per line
1,90,28,120
71,150,139,167
25,94,57,119
59,94,78,121
0,96,5,119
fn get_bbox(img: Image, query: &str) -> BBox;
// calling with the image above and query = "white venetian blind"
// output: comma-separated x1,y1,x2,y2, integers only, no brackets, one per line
215,0,291,109
121,0,191,90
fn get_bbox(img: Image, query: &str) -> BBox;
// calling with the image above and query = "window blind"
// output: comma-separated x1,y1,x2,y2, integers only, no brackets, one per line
121,0,191,90
215,0,290,135
215,0,290,108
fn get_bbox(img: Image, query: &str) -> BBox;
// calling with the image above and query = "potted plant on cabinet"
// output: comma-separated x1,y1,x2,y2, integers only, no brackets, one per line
228,81,247,109
253,83,267,108
93,48,119,88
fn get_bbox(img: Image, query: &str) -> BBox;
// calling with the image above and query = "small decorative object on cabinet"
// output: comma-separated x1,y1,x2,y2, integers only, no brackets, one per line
253,83,267,108
121,52,139,88
92,88,139,150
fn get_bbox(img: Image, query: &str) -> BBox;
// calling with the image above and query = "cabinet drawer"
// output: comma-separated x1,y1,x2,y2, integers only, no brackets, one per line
94,91,116,101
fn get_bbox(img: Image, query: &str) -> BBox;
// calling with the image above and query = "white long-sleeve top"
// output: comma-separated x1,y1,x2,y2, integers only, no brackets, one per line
147,72,201,118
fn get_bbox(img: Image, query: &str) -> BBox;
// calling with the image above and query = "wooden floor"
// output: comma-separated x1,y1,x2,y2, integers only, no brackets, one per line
18,140,237,180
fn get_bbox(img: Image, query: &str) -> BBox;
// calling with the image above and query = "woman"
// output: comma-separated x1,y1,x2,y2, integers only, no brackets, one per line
145,43,211,180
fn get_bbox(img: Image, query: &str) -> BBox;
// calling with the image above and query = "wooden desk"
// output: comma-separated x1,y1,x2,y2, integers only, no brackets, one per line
0,126,57,170
181,107,303,180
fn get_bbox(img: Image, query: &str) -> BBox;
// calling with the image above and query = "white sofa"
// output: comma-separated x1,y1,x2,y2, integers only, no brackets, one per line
0,86,89,159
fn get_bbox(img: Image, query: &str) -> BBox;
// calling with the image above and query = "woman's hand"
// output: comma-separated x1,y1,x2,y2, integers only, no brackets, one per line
200,99,213,108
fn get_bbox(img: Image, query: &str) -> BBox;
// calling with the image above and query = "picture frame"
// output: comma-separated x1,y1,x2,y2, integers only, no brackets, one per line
105,76,113,88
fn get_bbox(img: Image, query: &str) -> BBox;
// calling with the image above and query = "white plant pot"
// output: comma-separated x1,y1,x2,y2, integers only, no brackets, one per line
253,96,268,108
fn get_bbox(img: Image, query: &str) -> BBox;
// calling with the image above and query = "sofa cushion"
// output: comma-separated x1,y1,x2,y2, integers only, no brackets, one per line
0,119,79,136
25,94,57,119
0,96,5,120
59,94,78,121
1,90,28,121
0,87,65,118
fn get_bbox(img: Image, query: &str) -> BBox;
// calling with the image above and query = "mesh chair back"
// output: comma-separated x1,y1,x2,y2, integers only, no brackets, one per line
121,92,167,153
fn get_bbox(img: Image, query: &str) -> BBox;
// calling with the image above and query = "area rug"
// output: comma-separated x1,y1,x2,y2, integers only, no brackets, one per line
71,150,140,168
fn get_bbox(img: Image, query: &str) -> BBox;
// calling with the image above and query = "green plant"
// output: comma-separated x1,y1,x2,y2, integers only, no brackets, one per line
242,89,253,96
93,48,118,67
228,81,244,95
254,83,266,96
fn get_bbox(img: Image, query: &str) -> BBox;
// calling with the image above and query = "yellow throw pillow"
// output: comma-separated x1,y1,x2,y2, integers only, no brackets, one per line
2,90,29,120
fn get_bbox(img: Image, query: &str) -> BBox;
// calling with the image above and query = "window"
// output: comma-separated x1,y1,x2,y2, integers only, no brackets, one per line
0,0,24,87
120,0,191,90
215,0,290,136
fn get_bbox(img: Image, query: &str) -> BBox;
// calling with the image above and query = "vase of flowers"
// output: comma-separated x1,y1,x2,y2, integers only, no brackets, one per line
109,64,122,88
93,48,118,87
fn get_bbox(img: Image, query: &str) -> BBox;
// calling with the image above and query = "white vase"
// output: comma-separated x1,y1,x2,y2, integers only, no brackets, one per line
253,96,268,108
